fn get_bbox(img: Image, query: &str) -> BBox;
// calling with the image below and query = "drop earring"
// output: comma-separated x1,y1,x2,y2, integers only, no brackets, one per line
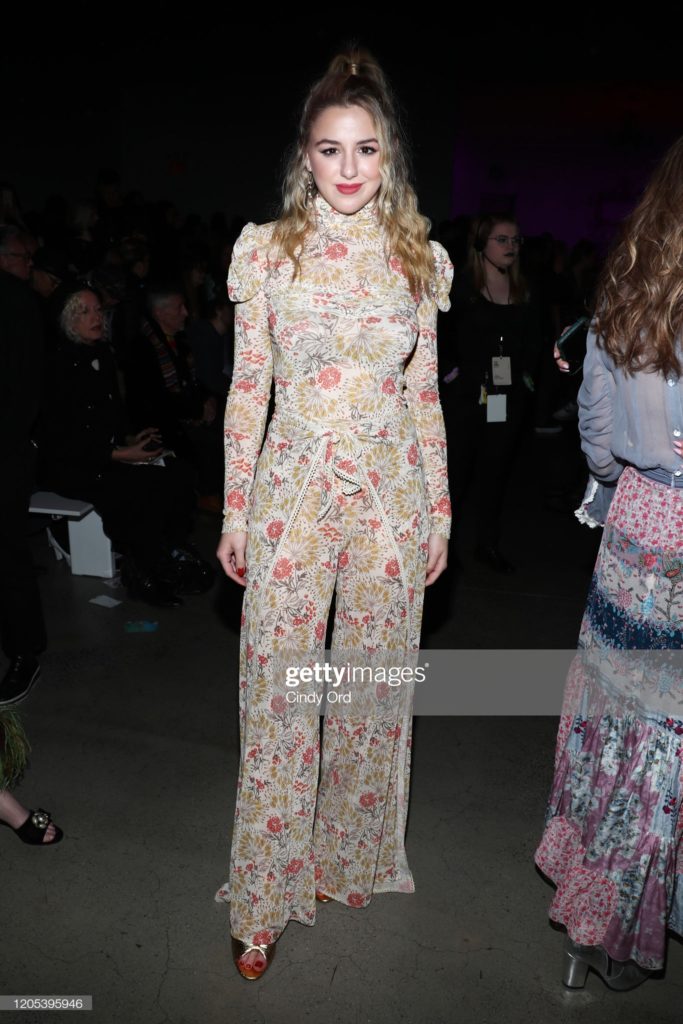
305,170,315,207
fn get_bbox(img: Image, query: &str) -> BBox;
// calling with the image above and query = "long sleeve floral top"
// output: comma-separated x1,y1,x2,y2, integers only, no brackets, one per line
222,193,453,537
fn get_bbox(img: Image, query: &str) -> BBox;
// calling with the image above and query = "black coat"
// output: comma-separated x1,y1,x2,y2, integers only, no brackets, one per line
38,339,127,495
123,320,206,441
0,269,44,459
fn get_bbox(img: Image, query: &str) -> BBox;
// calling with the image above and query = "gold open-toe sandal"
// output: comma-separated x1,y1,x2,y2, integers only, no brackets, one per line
231,937,277,981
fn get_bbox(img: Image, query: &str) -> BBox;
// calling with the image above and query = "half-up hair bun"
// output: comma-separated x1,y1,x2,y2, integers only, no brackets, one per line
326,49,388,91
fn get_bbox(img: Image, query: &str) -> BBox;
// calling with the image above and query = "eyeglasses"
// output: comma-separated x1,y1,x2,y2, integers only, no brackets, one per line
489,235,523,247
3,251,32,262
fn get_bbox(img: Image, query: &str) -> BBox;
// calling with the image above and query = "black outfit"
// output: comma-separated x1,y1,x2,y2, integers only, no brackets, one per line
38,338,196,575
124,320,223,494
0,270,47,659
441,270,540,551
185,318,232,400
110,273,148,370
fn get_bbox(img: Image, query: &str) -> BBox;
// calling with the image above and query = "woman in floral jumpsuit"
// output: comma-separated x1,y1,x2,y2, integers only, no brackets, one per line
216,50,453,980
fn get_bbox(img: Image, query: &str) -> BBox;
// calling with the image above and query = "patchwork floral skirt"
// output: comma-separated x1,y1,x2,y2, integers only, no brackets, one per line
535,467,683,969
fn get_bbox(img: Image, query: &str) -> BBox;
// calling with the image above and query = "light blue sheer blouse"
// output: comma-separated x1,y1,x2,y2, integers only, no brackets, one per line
579,328,683,484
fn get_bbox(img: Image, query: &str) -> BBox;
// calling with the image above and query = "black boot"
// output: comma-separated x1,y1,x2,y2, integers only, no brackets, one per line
0,656,41,706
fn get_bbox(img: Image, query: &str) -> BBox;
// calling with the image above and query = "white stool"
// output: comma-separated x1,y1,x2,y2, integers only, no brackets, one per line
29,491,116,578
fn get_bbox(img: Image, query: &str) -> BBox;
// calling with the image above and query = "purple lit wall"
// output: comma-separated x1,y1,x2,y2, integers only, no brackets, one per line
451,84,683,248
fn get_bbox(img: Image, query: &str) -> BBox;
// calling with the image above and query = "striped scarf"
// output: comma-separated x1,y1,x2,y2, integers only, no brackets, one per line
143,318,181,393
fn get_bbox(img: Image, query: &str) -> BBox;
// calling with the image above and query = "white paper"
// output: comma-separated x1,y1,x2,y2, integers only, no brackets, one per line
491,357,512,386
487,394,507,422
89,595,122,608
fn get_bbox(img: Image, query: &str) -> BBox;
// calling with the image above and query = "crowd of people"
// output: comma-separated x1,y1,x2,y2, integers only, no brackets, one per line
0,177,241,610
0,178,239,843
2,46,682,1001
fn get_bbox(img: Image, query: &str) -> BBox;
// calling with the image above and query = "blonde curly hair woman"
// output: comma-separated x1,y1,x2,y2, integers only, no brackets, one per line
216,48,453,980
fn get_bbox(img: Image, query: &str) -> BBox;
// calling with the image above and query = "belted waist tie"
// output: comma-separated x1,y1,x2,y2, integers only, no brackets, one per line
261,408,415,649
270,409,407,522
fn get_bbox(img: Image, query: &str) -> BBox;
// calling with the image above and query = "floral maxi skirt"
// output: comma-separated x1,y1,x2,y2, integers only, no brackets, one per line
534,467,683,970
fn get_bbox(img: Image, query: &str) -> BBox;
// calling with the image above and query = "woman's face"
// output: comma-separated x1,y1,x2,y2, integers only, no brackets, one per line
72,291,103,344
305,104,382,216
483,221,521,270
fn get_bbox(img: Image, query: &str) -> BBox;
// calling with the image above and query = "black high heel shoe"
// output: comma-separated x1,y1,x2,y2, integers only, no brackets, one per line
2,808,63,846
562,936,651,991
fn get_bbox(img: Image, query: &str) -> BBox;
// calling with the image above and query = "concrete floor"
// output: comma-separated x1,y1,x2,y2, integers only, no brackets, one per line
3,426,683,1024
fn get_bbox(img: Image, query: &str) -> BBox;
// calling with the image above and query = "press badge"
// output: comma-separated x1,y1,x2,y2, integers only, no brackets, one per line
487,395,507,422
491,357,512,386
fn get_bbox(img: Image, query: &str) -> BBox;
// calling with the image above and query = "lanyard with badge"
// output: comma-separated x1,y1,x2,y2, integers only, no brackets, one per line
479,336,510,422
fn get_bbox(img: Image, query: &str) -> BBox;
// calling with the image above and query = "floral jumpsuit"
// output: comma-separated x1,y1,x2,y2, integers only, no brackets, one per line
215,194,453,945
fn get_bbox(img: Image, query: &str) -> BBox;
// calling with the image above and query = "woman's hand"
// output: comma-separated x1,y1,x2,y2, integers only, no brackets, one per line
425,533,448,586
217,531,248,586
554,327,571,372
112,439,163,463
553,344,570,372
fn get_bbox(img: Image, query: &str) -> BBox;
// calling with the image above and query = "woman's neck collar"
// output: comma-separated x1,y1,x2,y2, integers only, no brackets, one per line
312,191,379,230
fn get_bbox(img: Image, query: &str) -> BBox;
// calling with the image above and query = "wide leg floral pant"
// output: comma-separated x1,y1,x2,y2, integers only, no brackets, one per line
215,411,431,944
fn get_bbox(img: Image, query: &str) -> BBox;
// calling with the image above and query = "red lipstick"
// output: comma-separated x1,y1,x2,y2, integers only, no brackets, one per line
336,184,363,194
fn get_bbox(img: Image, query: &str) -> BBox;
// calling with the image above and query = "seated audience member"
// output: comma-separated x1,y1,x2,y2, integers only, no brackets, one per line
185,294,233,404
125,287,223,508
39,288,213,607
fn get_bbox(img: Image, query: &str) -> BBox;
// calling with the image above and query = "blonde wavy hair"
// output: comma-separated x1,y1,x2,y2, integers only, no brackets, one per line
271,48,434,298
595,135,683,378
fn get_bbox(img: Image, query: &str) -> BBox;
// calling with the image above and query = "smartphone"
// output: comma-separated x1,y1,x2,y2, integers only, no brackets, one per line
556,317,589,374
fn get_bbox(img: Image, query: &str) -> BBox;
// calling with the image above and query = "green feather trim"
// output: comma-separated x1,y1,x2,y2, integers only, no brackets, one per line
0,710,31,789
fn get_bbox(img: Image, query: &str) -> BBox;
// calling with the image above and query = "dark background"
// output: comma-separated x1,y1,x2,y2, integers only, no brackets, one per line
4,8,682,245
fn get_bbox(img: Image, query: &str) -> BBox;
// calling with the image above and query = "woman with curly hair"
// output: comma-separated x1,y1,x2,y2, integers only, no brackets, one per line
535,135,683,991
215,49,453,979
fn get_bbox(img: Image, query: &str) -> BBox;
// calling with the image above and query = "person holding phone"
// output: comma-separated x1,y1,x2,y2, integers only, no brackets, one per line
535,135,683,990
